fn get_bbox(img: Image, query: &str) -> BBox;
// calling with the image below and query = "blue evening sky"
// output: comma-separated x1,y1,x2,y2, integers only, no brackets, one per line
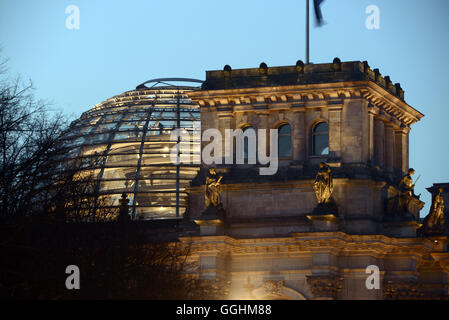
0,0,448,214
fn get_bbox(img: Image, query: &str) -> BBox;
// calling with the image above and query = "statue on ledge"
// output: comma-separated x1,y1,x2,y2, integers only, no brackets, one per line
313,162,333,205
418,187,445,236
397,168,416,213
198,168,225,224
205,168,223,208
310,162,338,218
385,168,421,222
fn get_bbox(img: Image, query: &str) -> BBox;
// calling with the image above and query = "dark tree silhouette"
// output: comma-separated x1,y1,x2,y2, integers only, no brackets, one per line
0,57,212,300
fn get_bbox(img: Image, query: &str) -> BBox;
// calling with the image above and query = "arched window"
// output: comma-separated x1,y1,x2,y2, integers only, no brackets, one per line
278,124,292,158
312,122,329,155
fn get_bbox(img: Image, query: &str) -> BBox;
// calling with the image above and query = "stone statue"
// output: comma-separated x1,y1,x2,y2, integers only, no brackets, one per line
419,187,445,236
205,168,223,208
397,168,416,213
313,162,333,205
399,168,416,197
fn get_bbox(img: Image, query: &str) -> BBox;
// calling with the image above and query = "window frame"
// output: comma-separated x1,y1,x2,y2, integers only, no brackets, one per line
311,121,329,156
277,123,293,159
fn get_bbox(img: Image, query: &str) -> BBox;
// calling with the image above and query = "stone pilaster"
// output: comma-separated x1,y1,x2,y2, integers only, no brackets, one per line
328,103,343,161
368,108,375,164
394,129,408,175
257,112,270,155
384,124,394,174
292,110,305,164
374,117,385,168
405,128,410,171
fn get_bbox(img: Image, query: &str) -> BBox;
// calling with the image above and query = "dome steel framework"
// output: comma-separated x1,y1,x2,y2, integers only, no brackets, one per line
63,79,202,220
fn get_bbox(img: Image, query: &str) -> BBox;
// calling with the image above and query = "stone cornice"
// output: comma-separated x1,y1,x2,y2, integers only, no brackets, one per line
179,232,442,257
187,81,423,127
360,81,423,126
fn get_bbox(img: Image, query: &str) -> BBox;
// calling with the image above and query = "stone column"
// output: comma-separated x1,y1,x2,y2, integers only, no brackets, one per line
328,104,343,161
374,118,385,168
292,110,305,164
384,124,394,174
405,129,410,172
368,110,375,164
257,112,270,159
394,129,408,175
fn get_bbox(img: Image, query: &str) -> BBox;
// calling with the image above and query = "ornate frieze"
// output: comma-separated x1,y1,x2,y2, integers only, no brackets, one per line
383,280,423,300
262,280,285,296
306,275,343,299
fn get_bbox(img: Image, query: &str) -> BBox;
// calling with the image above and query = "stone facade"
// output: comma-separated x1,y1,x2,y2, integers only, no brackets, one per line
179,232,449,300
180,60,449,299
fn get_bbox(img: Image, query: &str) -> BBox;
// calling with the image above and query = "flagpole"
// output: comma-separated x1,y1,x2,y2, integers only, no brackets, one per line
306,0,310,64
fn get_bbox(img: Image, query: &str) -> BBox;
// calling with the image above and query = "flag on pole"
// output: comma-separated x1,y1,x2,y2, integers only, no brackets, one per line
313,0,325,27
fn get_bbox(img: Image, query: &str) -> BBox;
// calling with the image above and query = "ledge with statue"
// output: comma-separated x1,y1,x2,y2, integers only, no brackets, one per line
382,169,449,240
193,169,226,236
418,186,445,237
383,168,425,237
306,162,341,232
192,164,343,235
187,163,446,240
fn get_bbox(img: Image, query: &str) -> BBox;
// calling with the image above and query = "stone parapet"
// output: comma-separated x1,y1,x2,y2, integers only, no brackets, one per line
201,61,406,103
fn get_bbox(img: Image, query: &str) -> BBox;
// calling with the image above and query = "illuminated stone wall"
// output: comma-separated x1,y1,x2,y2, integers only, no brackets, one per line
179,61,449,300
187,61,424,236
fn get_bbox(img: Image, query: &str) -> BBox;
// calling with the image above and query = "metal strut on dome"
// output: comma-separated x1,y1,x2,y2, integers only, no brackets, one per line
136,78,204,90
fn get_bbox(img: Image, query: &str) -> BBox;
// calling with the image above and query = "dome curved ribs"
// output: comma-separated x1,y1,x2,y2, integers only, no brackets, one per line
64,84,201,221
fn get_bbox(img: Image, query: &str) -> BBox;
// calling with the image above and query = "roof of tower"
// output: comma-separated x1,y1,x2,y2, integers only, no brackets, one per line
202,59,405,101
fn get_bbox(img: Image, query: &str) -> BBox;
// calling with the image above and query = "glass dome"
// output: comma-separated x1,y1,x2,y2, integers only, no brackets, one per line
62,78,202,220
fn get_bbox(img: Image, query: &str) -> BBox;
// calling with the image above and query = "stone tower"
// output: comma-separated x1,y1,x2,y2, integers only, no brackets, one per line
178,60,449,300
187,59,424,237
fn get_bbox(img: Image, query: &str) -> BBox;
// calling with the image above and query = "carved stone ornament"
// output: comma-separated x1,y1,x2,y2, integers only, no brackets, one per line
306,275,343,299
262,280,284,296
383,280,423,300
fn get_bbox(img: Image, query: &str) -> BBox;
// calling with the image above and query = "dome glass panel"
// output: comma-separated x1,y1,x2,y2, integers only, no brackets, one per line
62,79,202,220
